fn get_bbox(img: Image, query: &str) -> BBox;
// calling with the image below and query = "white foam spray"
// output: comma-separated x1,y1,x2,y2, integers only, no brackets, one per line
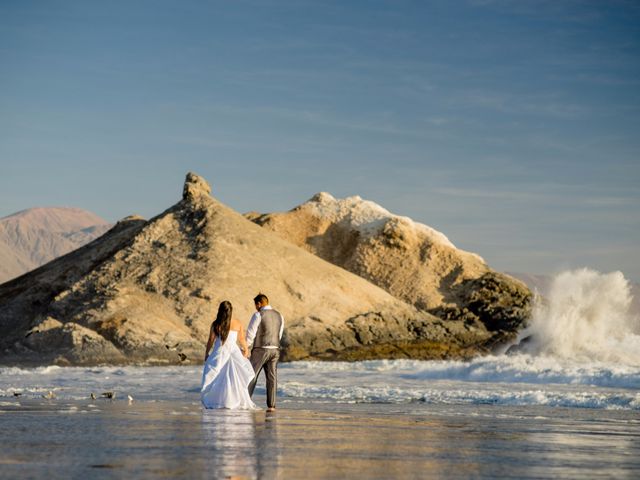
522,268,640,366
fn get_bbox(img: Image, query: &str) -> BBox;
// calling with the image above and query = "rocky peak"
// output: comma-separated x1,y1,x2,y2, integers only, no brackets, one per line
182,172,212,203
309,192,336,204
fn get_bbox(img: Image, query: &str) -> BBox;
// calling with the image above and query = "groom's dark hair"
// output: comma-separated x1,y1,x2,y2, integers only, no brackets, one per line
254,293,269,304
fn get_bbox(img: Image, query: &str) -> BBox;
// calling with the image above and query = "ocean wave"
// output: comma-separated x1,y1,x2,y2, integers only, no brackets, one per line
522,269,640,365
2,354,639,410
282,355,640,390
280,381,640,410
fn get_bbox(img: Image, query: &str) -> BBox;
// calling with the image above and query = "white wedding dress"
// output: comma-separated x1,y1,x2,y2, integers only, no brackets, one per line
201,330,257,409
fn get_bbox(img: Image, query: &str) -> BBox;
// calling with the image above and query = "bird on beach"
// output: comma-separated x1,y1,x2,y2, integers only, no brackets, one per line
13,392,22,397
165,343,180,351
127,395,133,404
101,391,116,399
90,393,96,400
178,353,188,362
42,391,56,399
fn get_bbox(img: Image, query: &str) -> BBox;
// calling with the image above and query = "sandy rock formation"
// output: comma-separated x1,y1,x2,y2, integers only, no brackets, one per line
247,192,531,338
0,173,496,366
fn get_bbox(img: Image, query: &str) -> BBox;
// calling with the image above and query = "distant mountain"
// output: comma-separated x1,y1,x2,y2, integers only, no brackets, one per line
0,207,112,284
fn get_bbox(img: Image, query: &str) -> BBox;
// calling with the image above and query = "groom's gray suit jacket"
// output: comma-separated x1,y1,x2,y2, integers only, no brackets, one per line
253,309,284,349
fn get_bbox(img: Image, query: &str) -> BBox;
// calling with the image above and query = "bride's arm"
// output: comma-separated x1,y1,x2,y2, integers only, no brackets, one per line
238,323,250,358
204,324,216,361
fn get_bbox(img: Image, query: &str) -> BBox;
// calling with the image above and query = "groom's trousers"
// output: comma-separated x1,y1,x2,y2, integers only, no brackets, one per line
248,347,279,408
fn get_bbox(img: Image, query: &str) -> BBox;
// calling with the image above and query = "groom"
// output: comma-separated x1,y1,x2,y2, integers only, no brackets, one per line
246,293,284,412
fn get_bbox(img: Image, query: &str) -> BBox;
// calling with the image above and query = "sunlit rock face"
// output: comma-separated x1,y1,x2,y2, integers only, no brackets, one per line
247,192,532,341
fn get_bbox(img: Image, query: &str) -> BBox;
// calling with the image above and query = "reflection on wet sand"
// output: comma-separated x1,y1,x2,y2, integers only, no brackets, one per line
200,408,283,479
0,400,637,479
201,410,258,478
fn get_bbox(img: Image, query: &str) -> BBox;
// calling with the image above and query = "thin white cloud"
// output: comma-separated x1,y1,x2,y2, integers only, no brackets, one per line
454,90,589,119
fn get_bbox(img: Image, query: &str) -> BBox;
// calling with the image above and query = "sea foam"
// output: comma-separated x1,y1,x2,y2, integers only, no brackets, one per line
520,268,640,366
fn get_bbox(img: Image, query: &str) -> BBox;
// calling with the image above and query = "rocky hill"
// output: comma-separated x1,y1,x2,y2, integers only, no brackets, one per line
0,173,503,366
247,192,531,334
0,207,112,283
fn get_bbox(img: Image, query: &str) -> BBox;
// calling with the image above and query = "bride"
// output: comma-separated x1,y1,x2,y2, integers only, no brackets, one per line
201,301,257,409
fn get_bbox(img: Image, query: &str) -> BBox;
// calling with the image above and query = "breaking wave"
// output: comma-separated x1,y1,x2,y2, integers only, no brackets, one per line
518,268,640,366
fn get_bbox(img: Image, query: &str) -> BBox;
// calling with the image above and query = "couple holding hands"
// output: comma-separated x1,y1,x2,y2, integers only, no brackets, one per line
200,293,284,412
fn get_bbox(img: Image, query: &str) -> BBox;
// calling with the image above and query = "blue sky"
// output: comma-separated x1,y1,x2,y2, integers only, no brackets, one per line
1,0,639,280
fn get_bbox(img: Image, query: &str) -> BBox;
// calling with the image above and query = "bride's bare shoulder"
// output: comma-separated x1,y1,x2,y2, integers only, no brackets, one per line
230,318,243,331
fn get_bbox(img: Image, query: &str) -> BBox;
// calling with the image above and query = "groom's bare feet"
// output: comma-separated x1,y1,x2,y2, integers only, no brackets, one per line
266,407,276,412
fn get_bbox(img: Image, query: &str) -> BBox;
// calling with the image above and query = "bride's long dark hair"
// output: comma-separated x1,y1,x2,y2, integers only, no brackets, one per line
212,301,232,344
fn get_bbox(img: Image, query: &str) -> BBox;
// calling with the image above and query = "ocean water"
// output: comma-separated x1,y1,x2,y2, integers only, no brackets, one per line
1,356,637,409
1,269,639,478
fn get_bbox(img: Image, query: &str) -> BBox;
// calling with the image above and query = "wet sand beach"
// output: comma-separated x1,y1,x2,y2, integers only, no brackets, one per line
1,396,638,479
